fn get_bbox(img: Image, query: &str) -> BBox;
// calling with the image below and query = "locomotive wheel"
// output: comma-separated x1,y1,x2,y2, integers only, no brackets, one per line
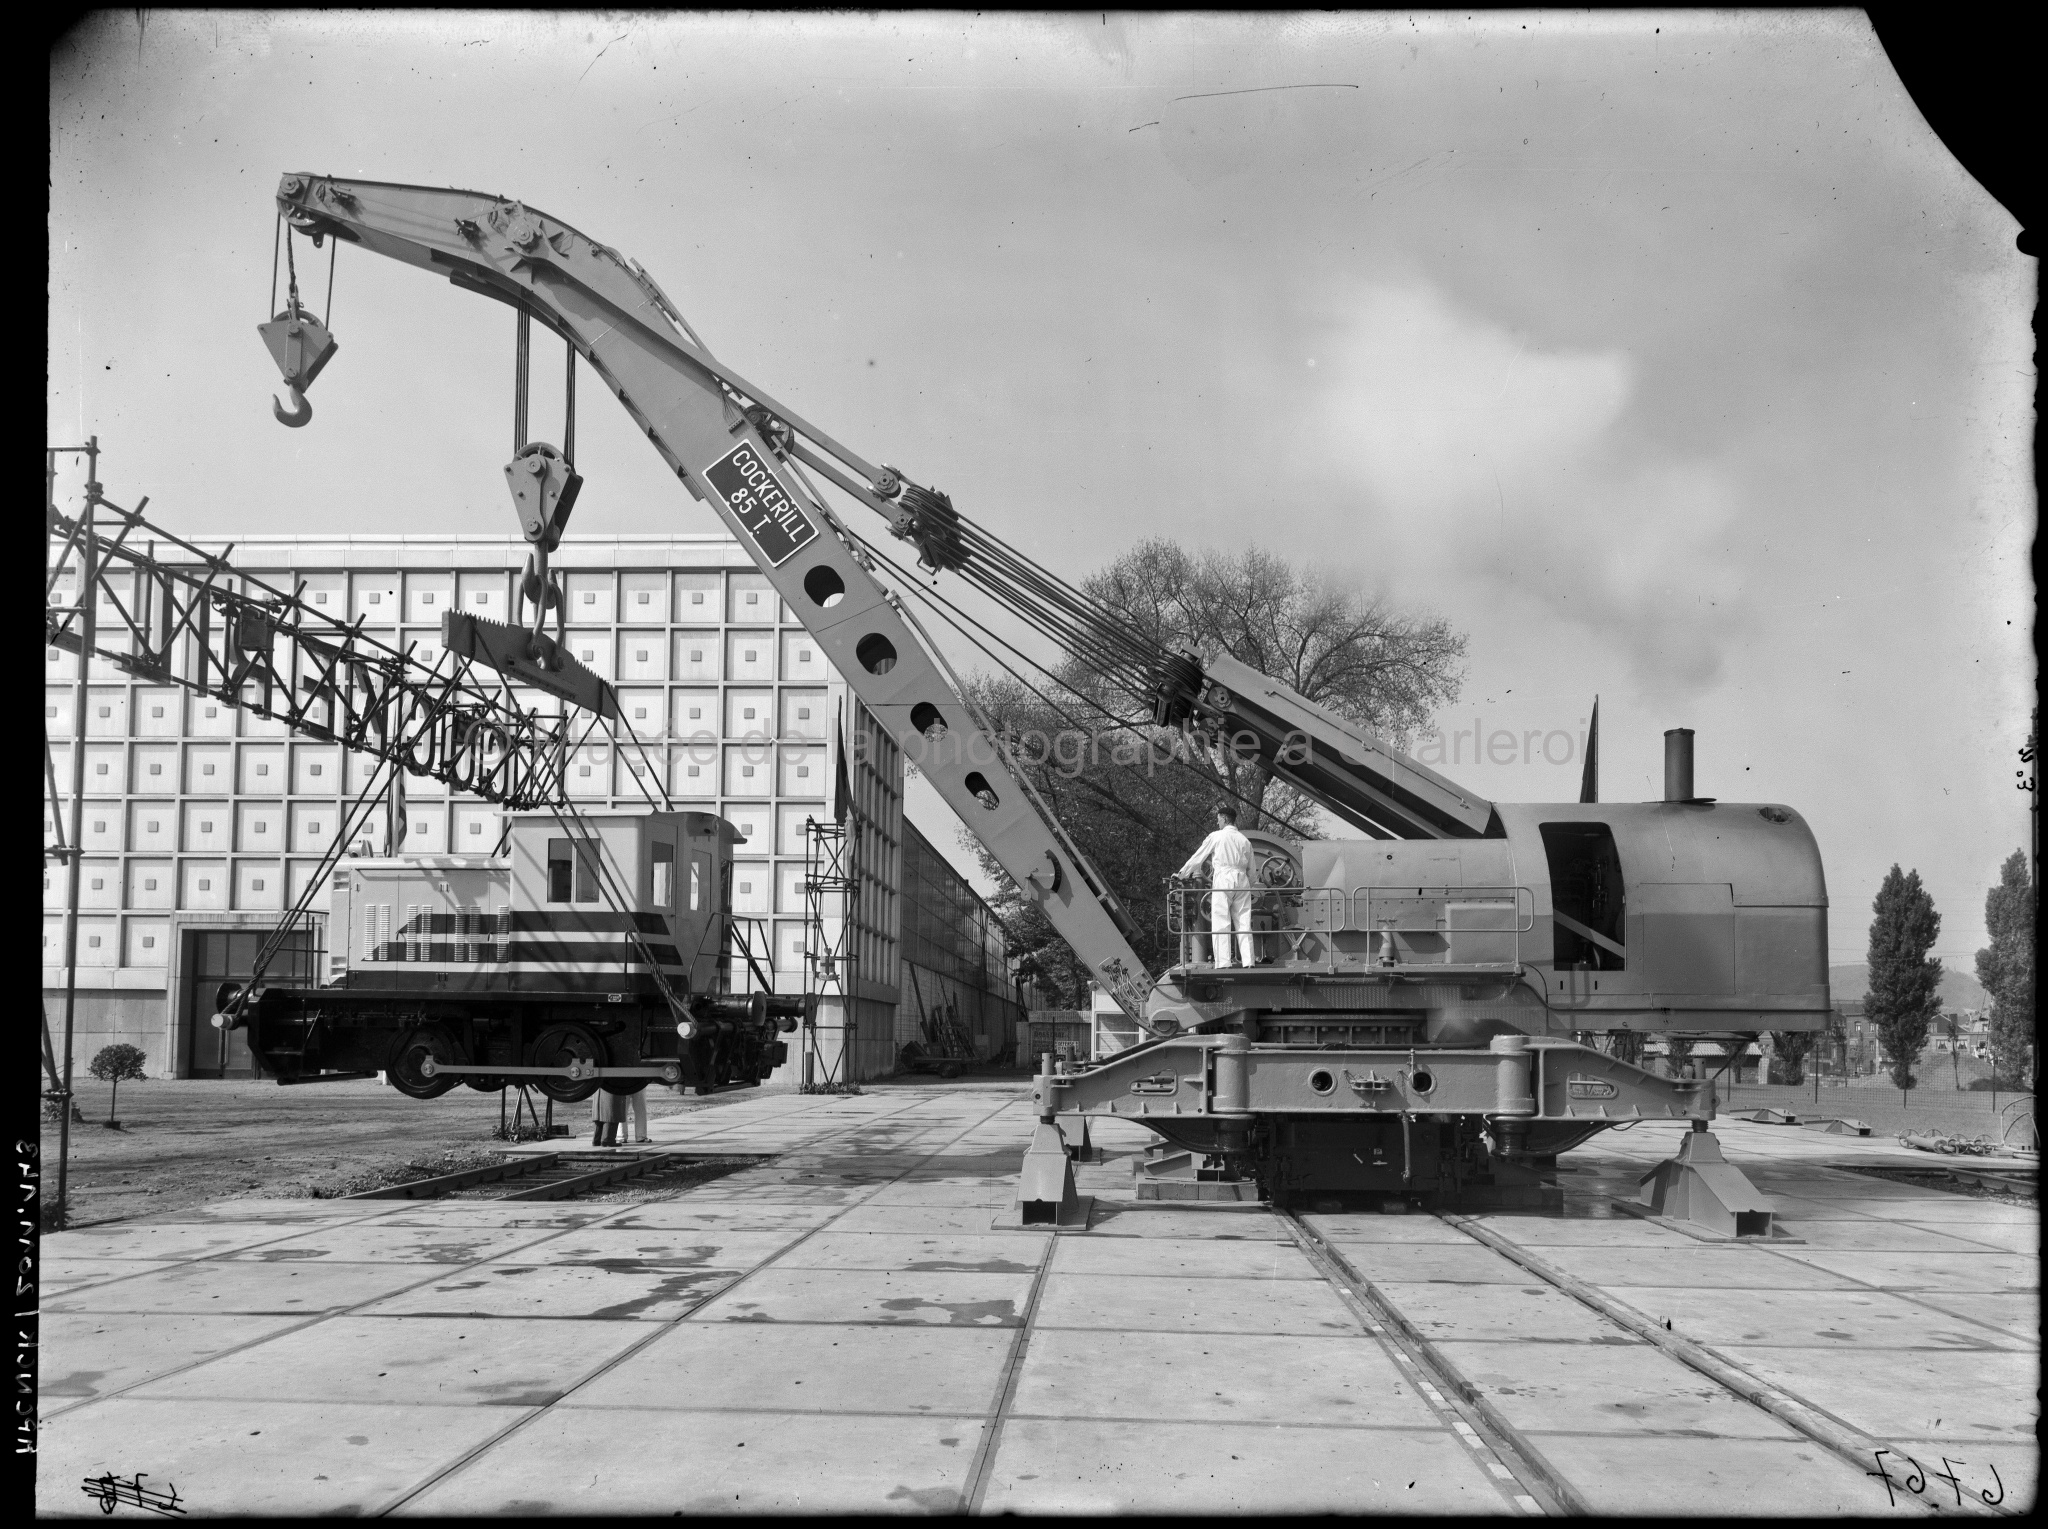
599,1076,650,1096
529,1022,604,1103
387,1025,460,1099
463,1075,509,1093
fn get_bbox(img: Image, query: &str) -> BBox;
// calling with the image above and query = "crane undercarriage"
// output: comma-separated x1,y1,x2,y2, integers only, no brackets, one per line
1017,1031,1766,1232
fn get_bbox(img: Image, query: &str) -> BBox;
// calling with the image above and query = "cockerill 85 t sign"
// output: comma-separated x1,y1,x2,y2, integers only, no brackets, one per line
704,440,818,567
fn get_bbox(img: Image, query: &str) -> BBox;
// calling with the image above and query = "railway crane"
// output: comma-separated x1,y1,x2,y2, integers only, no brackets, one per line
243,173,1831,1233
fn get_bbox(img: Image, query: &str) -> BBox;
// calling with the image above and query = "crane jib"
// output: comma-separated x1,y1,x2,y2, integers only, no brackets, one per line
705,441,818,567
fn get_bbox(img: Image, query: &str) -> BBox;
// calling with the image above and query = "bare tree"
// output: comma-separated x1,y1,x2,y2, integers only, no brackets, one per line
1079,540,1468,820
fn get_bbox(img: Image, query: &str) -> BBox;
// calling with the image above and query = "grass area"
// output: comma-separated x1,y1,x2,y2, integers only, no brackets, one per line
39,1076,797,1229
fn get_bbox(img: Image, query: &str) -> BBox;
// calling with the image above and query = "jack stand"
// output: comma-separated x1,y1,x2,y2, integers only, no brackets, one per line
1059,1113,1103,1164
1627,1120,1775,1237
996,1118,1093,1231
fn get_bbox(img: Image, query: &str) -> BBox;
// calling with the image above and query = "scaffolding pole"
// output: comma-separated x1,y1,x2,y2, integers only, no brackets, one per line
46,439,100,1225
801,815,859,1094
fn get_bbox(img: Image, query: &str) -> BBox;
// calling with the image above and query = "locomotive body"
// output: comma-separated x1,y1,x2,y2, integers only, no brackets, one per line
244,809,798,1100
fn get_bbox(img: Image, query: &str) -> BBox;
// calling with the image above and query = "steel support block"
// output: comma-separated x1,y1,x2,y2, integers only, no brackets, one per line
1013,1119,1089,1227
1634,1122,1775,1236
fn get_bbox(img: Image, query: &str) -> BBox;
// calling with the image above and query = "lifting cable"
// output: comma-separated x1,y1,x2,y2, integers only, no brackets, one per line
828,505,1313,837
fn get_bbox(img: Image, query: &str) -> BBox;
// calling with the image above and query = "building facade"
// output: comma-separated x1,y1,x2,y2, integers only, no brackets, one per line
44,532,1023,1084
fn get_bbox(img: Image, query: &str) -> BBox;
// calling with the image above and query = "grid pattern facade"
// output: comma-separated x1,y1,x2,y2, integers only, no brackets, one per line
43,534,872,1007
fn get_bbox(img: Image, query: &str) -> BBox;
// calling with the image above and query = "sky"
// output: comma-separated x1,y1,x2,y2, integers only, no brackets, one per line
49,10,2035,963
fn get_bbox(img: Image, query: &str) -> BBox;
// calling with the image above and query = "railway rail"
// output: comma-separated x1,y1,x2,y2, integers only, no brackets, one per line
1275,1202,2021,1518
344,1149,761,1203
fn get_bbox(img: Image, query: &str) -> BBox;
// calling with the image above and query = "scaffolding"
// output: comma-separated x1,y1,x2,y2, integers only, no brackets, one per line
800,814,860,1093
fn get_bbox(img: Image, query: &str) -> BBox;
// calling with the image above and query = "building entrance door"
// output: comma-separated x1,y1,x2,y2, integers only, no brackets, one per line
184,929,318,1078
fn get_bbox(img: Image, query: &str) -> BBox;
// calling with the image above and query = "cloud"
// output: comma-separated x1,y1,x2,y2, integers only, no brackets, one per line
1313,280,1753,691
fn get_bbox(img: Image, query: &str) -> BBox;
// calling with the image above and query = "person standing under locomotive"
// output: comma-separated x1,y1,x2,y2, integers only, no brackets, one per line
1175,805,1257,967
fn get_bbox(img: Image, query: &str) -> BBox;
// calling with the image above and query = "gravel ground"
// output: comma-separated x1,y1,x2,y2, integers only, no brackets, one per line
38,1076,799,1229
1715,1080,2039,1145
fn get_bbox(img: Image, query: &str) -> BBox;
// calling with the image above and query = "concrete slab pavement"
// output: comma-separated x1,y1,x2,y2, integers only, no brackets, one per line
34,1087,2038,1516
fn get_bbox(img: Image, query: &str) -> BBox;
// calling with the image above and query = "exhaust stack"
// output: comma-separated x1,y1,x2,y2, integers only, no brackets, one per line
1664,728,1695,803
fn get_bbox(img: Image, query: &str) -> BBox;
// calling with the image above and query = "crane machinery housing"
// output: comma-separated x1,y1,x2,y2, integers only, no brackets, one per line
241,173,1830,1231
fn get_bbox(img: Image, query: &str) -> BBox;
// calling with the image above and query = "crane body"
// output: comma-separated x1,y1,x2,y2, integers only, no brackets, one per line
245,174,1826,1228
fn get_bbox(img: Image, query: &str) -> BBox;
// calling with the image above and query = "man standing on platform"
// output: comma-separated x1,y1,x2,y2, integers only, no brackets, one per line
1174,805,1257,968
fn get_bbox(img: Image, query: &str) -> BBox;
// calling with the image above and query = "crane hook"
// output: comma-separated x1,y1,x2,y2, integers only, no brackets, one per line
271,384,313,428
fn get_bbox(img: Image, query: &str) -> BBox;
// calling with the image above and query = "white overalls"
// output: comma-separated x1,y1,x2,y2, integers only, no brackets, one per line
1178,825,1257,967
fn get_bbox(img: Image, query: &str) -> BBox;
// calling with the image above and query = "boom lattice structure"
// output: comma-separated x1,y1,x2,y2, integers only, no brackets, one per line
46,453,579,813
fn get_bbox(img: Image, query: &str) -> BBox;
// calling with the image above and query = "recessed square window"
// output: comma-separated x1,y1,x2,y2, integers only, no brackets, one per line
92,821,105,833
739,881,752,894
743,708,756,720
205,706,217,718
252,878,265,891
413,821,425,834
142,936,156,949
745,592,759,604
95,763,109,775
90,877,104,890
144,877,157,890
311,763,323,776
146,820,159,832
797,766,810,778
314,592,328,604
800,649,812,662
422,592,436,605
580,649,593,661
149,764,162,775
742,766,755,777
690,649,704,662
469,822,483,835
201,821,214,832
88,935,101,948
687,766,701,778
744,650,757,662
309,822,322,835
798,707,811,720
150,706,164,718
578,765,592,777
198,878,211,890
368,592,381,604
44,706,55,718
96,705,111,717
203,764,216,775
689,708,702,720
583,592,596,604
635,649,648,662
255,820,268,832
691,592,704,605
637,592,650,604
256,763,270,776
474,592,487,605
634,707,647,720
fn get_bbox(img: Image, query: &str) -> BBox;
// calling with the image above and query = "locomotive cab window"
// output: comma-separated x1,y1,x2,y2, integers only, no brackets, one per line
651,841,675,908
547,837,602,904
1540,821,1626,971
690,852,709,912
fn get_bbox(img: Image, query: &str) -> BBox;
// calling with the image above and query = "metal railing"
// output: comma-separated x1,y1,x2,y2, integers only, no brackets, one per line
1166,882,1535,975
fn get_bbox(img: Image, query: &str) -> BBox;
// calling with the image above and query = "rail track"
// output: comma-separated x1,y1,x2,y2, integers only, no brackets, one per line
344,1150,763,1203
1274,1202,2021,1518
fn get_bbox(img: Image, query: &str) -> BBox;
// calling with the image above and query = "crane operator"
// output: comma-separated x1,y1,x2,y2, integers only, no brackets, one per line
1175,805,1258,967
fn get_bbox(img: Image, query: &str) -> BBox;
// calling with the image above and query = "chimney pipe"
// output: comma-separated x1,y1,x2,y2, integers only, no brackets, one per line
1664,728,1695,803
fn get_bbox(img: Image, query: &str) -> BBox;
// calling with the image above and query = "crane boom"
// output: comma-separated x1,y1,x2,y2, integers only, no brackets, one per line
270,174,1160,1021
